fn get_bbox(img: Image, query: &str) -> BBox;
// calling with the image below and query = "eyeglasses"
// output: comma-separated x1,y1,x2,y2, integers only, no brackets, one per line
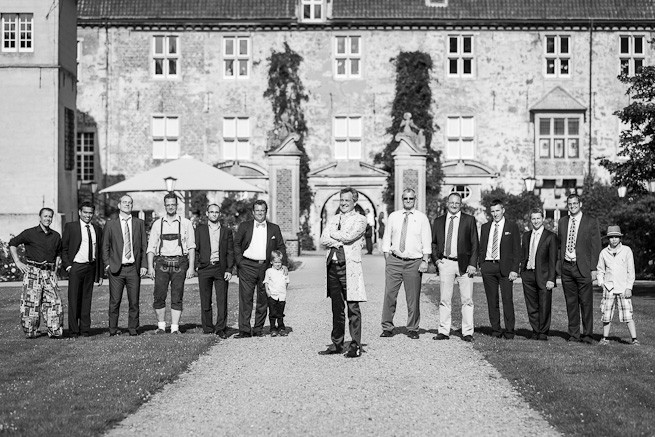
402,197,415,200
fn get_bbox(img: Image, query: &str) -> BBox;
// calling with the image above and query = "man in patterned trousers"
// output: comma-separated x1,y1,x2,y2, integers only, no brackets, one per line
9,208,64,338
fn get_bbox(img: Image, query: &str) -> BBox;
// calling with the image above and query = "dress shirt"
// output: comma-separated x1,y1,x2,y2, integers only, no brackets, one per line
73,221,97,263
263,267,289,301
526,226,544,269
596,243,635,295
382,208,432,259
119,213,135,264
208,222,221,263
444,212,461,258
485,217,506,260
243,220,267,261
147,215,196,256
565,212,582,261
9,225,62,263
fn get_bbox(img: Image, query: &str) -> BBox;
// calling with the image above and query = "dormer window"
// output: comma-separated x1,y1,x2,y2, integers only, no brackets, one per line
300,0,325,22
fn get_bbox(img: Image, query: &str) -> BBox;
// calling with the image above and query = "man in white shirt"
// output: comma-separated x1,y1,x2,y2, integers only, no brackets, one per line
147,193,196,334
380,189,431,339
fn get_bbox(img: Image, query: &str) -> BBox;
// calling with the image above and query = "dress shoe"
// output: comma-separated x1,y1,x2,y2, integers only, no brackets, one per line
463,335,474,342
408,331,419,340
152,329,166,335
433,333,449,340
567,336,581,343
581,336,595,345
202,330,214,335
491,332,503,339
252,331,264,337
380,330,394,338
319,346,344,355
172,330,181,335
503,333,515,340
110,331,122,337
215,330,228,339
279,328,288,337
129,330,138,337
82,332,90,337
530,333,539,340
538,334,548,341
70,333,80,338
271,329,279,337
345,345,362,358
235,332,252,339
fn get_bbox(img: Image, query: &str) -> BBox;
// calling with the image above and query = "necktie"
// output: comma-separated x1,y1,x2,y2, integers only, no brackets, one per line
566,217,576,254
445,216,455,257
256,222,265,229
86,224,93,262
123,218,132,259
528,231,537,269
399,211,410,253
492,223,499,260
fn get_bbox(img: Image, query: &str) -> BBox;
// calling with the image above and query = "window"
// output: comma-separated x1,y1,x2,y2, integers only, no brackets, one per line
450,185,472,200
334,116,362,159
76,132,95,182
223,36,250,79
152,116,180,159
334,36,361,79
537,116,581,159
153,35,179,78
1,13,33,53
620,35,645,76
447,35,474,77
64,108,75,171
222,117,251,160
301,0,325,21
446,116,475,160
544,35,570,77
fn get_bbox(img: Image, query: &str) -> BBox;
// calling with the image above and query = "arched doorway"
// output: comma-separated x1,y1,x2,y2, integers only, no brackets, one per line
319,189,377,238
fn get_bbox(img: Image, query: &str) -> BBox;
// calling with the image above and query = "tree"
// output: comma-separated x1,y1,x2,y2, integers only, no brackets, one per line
263,42,315,250
599,63,655,191
373,51,444,218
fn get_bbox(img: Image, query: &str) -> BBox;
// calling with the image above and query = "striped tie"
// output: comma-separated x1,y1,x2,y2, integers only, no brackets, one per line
445,216,455,257
123,218,132,260
492,223,499,260
566,217,576,254
399,211,409,253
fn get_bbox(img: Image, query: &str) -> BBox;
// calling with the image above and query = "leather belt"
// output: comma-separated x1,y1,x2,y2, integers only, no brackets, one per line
392,253,421,262
122,263,135,267
329,260,346,267
443,256,458,262
244,257,266,264
523,268,535,272
485,260,500,263
210,261,221,265
564,259,577,265
26,259,55,269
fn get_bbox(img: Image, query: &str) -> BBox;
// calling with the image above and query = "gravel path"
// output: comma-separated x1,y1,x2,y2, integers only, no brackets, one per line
107,255,559,436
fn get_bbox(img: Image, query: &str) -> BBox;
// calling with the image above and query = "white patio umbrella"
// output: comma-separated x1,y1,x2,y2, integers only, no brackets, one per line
99,155,264,193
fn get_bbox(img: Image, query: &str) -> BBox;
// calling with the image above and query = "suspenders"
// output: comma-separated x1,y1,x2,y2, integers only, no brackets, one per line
157,218,184,256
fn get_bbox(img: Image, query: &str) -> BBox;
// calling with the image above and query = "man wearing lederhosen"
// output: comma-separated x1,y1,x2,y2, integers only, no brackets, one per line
9,208,64,338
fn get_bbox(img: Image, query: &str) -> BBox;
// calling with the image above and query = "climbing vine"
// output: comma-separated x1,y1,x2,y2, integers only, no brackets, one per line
373,51,444,218
264,42,315,249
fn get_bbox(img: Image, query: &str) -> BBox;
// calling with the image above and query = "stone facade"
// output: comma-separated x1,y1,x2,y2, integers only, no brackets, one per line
73,8,654,244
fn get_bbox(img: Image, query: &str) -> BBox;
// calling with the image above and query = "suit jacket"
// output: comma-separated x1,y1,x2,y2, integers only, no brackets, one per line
520,228,557,285
431,212,479,276
102,216,148,274
194,223,235,271
478,219,521,276
62,220,104,281
234,220,287,267
557,214,601,278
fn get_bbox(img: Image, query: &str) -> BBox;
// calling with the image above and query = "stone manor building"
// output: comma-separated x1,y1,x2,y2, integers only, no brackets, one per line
72,1,654,246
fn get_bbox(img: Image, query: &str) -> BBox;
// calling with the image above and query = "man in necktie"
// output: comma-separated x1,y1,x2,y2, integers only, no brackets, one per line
380,189,431,339
557,193,601,344
62,201,104,337
479,199,521,339
102,195,148,336
430,192,479,342
520,208,557,340
234,200,287,338
320,187,368,357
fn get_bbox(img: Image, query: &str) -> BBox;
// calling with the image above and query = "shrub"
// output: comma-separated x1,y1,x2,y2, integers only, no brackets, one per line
0,238,24,282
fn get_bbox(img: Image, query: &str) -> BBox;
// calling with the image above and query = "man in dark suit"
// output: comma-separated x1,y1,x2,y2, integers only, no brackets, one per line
479,199,521,339
431,192,479,342
195,203,235,338
102,195,148,336
558,193,601,344
62,201,104,337
520,208,557,340
234,200,287,338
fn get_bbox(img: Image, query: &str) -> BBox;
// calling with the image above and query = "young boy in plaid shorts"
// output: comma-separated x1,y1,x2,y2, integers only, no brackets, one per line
596,226,639,346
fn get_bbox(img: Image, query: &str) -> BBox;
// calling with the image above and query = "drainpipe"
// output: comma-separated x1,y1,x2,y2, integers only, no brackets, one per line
588,18,593,177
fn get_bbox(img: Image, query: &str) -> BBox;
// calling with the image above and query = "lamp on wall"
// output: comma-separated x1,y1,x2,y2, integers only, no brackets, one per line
617,186,627,198
523,177,536,193
648,180,655,193
90,182,98,205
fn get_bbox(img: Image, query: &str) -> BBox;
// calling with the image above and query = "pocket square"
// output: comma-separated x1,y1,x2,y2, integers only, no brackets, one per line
504,232,511,235
271,236,276,239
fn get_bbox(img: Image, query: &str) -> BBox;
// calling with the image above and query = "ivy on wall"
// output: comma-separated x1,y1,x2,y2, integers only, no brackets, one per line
373,51,444,218
264,42,315,249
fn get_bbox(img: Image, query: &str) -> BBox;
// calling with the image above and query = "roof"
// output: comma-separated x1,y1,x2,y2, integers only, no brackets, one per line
77,0,655,27
531,87,587,112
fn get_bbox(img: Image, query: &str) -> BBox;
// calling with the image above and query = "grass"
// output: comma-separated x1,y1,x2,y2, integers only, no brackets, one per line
0,281,239,436
423,280,655,436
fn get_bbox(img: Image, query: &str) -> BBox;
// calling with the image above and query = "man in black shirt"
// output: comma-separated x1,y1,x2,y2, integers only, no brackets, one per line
9,208,64,338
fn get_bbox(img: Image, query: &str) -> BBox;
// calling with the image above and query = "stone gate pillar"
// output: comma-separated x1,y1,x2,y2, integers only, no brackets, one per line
266,133,302,256
392,133,427,212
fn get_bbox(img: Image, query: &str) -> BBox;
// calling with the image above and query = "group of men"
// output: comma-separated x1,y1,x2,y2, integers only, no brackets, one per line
9,194,286,339
378,189,601,345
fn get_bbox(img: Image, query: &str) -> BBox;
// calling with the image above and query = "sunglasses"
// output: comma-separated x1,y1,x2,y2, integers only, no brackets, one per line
403,197,415,200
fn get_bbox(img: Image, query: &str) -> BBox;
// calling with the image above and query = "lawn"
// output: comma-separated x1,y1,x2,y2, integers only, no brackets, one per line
0,280,240,436
423,280,655,436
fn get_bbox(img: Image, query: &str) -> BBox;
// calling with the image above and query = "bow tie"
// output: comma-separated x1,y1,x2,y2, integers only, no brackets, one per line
255,222,266,229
